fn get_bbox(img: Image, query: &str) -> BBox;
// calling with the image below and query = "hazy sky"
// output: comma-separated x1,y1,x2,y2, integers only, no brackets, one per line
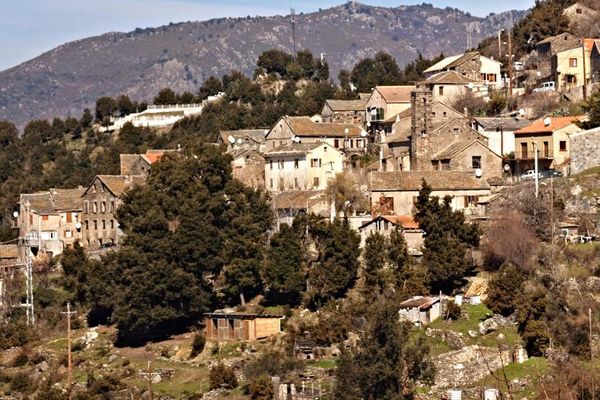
0,0,534,71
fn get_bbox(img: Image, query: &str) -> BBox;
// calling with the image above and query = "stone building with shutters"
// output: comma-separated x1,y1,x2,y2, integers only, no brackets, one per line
320,98,368,124
204,311,283,341
81,175,145,249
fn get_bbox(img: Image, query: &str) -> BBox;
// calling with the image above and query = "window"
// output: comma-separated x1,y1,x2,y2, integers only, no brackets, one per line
543,141,549,157
110,201,115,212
101,202,106,213
102,220,106,229
270,178,273,188
83,201,89,213
566,75,577,84
520,142,528,158
294,177,299,189
49,232,58,240
310,158,321,167
269,160,273,170
294,159,299,169
488,74,497,82
384,220,389,230
464,196,479,207
92,202,98,213
323,146,327,152
569,58,578,67
453,128,459,134
65,230,73,238
278,160,284,169
334,139,339,148
279,178,284,190
42,215,49,221
85,220,89,230
441,160,450,170
559,140,567,151
438,86,444,96
576,7,582,13
110,220,115,229
313,177,320,187
472,156,481,169
66,212,72,223
443,111,447,117
93,220,97,230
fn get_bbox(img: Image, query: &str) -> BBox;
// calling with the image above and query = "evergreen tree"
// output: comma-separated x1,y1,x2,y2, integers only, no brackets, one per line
0,121,18,150
296,49,317,78
80,108,93,128
485,264,525,316
257,49,294,76
315,60,329,81
153,88,178,105
387,227,409,286
198,76,224,100
334,298,434,399
350,51,401,92
262,224,305,306
95,96,116,123
414,180,480,293
363,232,387,295
580,90,600,129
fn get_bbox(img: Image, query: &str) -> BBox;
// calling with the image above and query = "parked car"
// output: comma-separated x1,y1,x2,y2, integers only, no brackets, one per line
513,61,525,71
533,81,556,93
520,170,541,181
540,169,563,179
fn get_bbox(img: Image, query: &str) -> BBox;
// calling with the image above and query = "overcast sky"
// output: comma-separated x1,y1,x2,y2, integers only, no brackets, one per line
0,0,534,71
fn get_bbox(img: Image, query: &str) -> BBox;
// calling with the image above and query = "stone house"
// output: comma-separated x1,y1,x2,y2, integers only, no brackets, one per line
321,98,367,124
471,117,532,156
536,33,580,78
423,52,502,88
399,296,441,326
569,125,600,174
365,86,415,133
231,149,265,188
271,190,329,227
81,175,145,249
18,188,85,257
552,41,594,93
409,88,501,178
204,311,283,341
217,129,268,153
514,116,584,174
358,215,424,254
264,142,344,192
421,71,480,104
120,149,174,176
563,3,599,30
265,116,367,157
369,170,492,217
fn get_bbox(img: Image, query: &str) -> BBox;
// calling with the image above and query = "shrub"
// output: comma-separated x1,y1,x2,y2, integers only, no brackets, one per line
190,331,206,358
248,375,274,400
244,351,303,381
12,350,29,367
485,264,525,317
9,371,36,394
209,363,237,390
445,301,462,320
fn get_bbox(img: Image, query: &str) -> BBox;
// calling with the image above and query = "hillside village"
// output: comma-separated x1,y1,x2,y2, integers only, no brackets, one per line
2,1,600,399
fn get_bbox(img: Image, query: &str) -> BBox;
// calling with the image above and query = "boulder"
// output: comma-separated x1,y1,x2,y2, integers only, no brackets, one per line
479,314,512,335
468,330,478,338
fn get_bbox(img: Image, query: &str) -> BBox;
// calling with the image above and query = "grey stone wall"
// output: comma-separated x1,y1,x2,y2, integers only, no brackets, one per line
571,128,600,174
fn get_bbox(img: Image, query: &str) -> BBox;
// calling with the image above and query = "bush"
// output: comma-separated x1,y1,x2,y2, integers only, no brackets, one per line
248,375,274,400
445,301,462,320
0,321,37,350
9,371,36,394
244,351,303,381
485,264,525,317
12,350,29,367
190,331,206,358
209,363,237,390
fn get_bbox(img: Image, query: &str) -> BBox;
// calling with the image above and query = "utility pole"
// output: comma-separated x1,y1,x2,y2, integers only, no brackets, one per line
582,39,588,100
508,31,513,97
61,302,77,395
590,308,595,400
533,141,539,199
139,360,160,400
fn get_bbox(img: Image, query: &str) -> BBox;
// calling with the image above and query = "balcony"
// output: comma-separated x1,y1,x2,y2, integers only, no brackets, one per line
515,150,554,160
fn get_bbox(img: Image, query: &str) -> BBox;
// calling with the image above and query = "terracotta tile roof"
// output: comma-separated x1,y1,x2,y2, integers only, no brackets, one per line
284,116,365,138
95,175,146,197
424,70,478,85
399,296,440,309
0,244,18,259
514,116,584,135
370,171,491,191
264,142,327,156
271,190,325,210
22,192,55,214
51,188,85,211
324,99,367,112
583,38,600,51
142,149,175,164
474,117,531,131
360,215,420,230
374,86,416,103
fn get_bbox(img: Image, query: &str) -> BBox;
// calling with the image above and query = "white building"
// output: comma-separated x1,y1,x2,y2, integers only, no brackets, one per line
471,117,532,157
424,52,503,89
264,142,344,192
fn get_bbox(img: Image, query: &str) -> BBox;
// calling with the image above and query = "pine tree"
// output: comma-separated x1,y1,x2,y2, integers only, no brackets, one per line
363,232,387,295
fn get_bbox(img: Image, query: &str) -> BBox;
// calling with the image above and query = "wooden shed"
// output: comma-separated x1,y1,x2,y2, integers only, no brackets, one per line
204,311,283,341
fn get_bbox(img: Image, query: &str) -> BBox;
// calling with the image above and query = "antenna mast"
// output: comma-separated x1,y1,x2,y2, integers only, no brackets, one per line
290,8,297,57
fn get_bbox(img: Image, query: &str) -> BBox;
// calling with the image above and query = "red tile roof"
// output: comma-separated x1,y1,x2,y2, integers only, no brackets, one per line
514,116,583,135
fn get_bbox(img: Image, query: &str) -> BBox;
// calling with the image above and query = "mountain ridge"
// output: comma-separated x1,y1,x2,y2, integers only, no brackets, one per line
0,1,527,127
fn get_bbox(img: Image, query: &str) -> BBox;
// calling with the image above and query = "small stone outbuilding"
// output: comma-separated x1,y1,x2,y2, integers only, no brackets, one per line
399,296,441,326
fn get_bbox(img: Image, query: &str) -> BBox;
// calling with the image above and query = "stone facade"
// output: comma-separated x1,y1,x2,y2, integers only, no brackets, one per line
321,99,367,124
570,126,600,174
536,33,580,78
231,150,265,188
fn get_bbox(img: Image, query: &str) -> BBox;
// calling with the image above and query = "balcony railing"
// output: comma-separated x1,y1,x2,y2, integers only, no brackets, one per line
515,150,554,160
